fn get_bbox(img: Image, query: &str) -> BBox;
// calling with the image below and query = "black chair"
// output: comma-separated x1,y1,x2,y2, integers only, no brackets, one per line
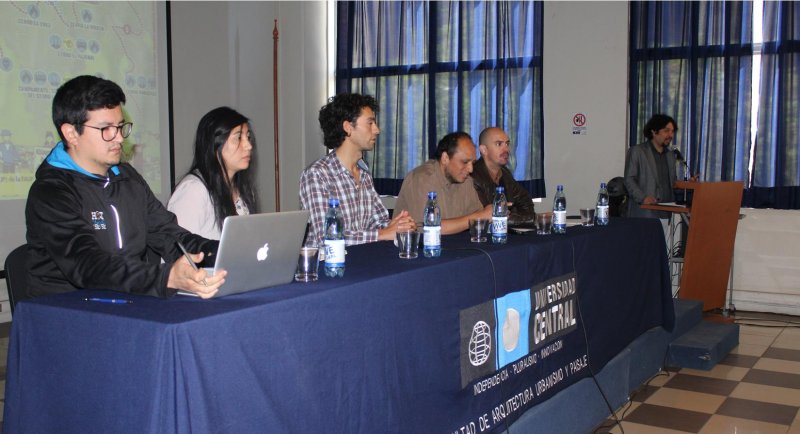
4,244,30,314
607,176,628,217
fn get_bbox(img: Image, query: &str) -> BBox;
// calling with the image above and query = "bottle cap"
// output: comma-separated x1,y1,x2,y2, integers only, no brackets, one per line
496,186,505,193
600,182,606,188
557,184,563,190
328,197,340,207
427,191,437,199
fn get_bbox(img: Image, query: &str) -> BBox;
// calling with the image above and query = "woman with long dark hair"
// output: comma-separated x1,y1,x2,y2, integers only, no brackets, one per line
168,106,259,239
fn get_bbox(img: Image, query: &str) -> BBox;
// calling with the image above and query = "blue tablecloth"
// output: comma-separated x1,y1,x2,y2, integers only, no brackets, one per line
3,218,673,433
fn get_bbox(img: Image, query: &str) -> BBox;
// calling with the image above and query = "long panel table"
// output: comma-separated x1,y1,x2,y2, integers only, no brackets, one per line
3,218,673,433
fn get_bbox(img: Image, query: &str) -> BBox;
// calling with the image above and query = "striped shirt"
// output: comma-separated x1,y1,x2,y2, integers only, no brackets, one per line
299,152,389,246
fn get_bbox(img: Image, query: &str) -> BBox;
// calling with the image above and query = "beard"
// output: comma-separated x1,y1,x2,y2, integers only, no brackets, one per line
445,170,462,184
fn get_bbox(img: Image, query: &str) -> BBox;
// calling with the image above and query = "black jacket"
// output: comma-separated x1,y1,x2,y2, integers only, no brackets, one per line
25,144,218,298
471,158,536,225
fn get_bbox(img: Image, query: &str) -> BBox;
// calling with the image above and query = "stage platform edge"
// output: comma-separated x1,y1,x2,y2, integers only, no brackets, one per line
511,298,737,433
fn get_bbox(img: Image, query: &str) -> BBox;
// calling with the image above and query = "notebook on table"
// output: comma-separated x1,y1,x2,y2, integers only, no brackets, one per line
179,210,309,298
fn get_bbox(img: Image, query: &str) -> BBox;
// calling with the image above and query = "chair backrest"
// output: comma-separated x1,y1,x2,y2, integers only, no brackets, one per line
4,244,30,314
607,176,628,218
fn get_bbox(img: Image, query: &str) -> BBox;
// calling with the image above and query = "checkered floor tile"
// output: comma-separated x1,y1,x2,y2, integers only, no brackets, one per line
596,312,800,434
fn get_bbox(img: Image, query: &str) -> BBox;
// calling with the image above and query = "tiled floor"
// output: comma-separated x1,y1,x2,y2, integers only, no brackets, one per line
0,314,797,433
597,311,800,434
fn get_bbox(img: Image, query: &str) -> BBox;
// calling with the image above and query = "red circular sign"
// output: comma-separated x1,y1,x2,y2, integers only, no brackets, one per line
573,113,586,127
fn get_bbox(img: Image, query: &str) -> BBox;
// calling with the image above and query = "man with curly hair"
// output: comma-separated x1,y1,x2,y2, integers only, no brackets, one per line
624,113,679,219
299,93,416,246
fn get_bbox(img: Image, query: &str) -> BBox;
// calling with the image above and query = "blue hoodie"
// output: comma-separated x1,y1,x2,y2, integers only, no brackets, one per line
25,141,218,298
45,141,120,178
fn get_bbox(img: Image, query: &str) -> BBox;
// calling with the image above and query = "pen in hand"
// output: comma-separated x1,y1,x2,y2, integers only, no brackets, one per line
176,241,209,287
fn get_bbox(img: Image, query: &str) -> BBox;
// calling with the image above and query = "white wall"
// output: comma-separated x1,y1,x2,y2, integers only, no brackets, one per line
171,2,233,184
170,1,328,213
730,209,800,316
542,1,629,212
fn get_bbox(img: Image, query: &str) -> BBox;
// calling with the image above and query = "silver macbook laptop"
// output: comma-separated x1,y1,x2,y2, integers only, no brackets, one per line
181,210,309,298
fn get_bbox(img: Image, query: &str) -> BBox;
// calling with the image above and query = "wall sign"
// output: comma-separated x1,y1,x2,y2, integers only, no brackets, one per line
572,113,587,135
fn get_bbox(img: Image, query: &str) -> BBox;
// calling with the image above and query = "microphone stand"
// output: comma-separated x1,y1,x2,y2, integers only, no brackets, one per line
680,159,688,203
673,148,689,204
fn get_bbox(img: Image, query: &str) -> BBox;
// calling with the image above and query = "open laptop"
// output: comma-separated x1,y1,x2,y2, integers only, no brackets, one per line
181,210,309,298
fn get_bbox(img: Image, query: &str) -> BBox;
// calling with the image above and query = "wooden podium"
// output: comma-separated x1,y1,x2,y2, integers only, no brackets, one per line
642,181,744,311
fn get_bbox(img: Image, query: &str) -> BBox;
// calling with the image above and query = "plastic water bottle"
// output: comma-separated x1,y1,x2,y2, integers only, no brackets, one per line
595,182,609,226
323,198,345,277
553,185,567,234
423,191,441,257
491,186,508,244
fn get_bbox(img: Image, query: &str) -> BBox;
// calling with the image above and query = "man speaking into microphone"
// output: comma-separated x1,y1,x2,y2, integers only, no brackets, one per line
624,114,680,220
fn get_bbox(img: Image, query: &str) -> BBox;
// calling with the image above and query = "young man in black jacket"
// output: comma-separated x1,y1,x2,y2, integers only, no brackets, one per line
471,127,536,226
25,75,225,299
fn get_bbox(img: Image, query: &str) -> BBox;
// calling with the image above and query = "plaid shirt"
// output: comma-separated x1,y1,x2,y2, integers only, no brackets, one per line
299,152,389,246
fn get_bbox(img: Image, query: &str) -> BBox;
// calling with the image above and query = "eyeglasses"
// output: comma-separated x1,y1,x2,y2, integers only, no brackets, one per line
82,122,133,142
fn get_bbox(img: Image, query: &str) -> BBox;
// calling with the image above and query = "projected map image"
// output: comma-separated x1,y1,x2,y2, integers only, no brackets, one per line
0,2,163,199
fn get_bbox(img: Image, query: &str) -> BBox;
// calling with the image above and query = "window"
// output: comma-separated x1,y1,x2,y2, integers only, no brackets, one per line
630,1,800,209
748,0,800,208
336,1,545,197
629,1,753,184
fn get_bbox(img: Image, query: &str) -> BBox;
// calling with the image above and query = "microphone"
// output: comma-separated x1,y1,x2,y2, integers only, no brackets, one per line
671,147,690,183
672,147,688,169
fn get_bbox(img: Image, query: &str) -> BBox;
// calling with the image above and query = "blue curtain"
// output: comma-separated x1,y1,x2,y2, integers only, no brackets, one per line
746,1,800,209
337,1,545,197
629,1,753,184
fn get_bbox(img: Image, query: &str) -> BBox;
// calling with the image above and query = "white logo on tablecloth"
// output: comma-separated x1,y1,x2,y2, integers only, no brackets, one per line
502,308,521,352
469,321,492,366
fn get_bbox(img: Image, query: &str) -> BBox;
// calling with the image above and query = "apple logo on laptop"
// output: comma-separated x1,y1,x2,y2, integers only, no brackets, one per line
256,243,269,261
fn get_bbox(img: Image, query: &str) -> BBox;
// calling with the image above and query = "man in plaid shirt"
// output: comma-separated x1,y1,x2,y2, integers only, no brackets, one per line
299,94,416,246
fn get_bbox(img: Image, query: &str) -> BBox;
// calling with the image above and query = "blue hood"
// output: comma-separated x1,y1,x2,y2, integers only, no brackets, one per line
46,141,120,178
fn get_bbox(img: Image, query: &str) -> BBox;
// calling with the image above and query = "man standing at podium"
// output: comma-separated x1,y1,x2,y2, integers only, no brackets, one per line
624,114,679,220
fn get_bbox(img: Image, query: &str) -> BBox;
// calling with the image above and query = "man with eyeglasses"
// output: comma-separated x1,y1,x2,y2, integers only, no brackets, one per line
25,75,225,299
